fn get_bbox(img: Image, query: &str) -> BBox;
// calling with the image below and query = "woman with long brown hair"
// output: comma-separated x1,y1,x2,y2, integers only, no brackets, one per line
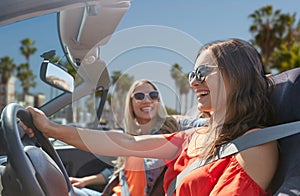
22,38,278,195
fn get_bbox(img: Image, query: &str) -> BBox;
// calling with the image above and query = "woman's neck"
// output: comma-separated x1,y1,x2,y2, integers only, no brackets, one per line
209,110,226,126
137,117,159,135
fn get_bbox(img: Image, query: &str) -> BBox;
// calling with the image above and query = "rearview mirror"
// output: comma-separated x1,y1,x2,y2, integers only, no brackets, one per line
40,61,74,93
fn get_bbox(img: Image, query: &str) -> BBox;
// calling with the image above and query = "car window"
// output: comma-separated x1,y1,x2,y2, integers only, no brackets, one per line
0,13,67,109
48,89,110,146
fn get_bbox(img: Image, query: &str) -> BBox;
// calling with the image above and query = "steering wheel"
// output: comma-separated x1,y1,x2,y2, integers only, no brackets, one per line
0,103,75,196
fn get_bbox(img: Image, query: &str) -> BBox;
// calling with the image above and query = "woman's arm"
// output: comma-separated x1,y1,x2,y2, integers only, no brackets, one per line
60,126,179,159
69,173,106,188
235,140,278,190
69,168,113,187
21,107,179,160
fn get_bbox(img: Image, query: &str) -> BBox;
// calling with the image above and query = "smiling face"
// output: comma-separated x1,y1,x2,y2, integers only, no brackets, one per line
131,83,159,125
189,49,227,115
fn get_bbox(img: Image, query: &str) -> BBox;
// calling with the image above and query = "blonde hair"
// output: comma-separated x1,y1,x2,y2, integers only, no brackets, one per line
123,79,167,135
113,79,169,174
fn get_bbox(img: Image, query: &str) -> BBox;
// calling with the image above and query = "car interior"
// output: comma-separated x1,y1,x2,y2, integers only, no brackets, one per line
0,1,300,196
269,67,300,195
0,1,131,195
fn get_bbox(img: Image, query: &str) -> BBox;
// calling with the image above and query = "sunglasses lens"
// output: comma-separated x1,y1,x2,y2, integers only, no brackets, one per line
196,68,204,82
133,91,159,101
149,91,159,100
190,65,218,83
133,93,145,100
189,69,203,82
190,66,205,82
189,72,195,82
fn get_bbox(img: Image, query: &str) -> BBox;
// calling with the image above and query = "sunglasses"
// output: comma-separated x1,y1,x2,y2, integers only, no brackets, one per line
188,64,218,83
132,91,159,101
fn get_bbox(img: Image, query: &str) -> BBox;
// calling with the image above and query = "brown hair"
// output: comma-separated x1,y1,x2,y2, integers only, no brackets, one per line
198,39,274,158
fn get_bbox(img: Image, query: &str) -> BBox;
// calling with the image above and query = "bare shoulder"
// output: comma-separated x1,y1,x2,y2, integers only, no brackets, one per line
235,137,278,190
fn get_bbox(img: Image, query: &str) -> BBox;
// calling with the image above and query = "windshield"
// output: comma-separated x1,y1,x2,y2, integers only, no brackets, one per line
0,13,64,104
0,13,110,144
1,1,299,138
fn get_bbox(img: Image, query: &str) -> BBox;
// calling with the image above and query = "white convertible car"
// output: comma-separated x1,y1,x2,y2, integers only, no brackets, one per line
0,1,299,196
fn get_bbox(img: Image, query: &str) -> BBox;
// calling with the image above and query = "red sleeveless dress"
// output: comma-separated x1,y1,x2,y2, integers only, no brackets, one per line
164,131,269,196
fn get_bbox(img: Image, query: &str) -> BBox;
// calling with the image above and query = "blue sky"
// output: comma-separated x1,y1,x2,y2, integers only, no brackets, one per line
121,0,300,42
0,0,300,112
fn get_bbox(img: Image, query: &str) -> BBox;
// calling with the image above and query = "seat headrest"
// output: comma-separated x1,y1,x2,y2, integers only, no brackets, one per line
269,68,300,194
271,68,300,125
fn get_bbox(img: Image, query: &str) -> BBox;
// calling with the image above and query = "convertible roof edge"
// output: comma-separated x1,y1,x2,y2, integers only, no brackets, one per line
0,0,102,26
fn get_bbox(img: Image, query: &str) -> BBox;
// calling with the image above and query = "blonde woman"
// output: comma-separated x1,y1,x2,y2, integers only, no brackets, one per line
70,79,179,196
111,79,178,196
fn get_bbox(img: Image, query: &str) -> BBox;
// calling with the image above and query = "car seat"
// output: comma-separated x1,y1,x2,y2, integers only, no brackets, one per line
102,68,300,196
269,67,300,195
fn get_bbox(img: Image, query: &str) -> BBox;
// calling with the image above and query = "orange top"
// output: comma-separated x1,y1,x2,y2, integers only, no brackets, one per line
164,131,270,196
112,156,147,196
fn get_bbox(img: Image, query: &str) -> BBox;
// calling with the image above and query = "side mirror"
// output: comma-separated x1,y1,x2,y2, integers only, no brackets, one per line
40,61,74,93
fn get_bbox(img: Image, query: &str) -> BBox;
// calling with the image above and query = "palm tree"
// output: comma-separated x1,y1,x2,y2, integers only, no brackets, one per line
20,38,37,61
178,74,190,114
0,56,16,112
171,64,182,113
294,20,300,43
110,71,134,128
115,74,134,97
16,63,36,95
275,13,296,49
272,43,300,72
249,5,280,71
111,71,122,85
249,5,298,71
0,56,16,84
17,38,37,96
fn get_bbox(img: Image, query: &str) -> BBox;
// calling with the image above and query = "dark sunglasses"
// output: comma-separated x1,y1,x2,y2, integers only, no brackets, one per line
188,64,218,83
132,91,159,101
